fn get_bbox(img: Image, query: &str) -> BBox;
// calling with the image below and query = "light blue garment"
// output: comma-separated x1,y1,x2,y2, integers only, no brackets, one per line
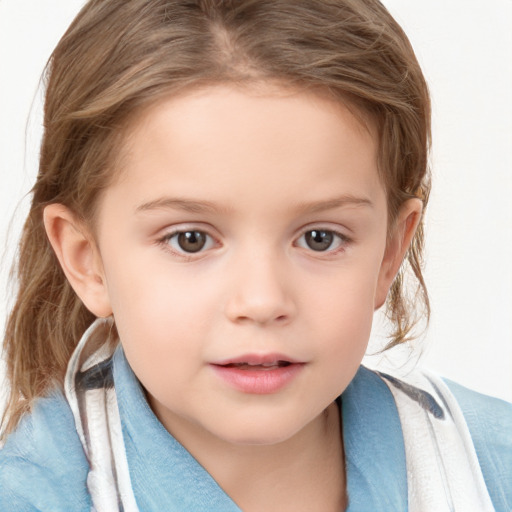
446,378,512,510
1,346,511,511
342,366,407,511
0,391,91,511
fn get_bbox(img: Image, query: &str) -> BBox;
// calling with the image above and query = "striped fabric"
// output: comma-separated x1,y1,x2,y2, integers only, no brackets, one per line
65,318,139,512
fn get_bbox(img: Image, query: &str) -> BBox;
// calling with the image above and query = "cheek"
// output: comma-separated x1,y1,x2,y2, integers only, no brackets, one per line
303,252,381,318
318,285,375,353
104,246,210,318
303,260,381,359
102,251,223,365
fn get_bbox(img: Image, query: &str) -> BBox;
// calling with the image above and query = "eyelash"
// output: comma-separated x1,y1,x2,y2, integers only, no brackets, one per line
157,227,352,259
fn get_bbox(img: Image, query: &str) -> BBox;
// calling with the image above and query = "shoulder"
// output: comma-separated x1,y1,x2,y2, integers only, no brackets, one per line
0,389,91,512
444,379,512,508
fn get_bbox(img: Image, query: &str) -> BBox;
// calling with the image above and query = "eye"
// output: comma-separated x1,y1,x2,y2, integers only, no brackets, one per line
164,230,215,254
296,229,347,252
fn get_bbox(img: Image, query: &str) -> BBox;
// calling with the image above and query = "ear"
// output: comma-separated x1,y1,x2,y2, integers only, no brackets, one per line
43,203,113,318
374,198,423,310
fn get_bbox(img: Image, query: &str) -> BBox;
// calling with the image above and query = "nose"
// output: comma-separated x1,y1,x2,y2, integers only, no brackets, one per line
224,249,296,326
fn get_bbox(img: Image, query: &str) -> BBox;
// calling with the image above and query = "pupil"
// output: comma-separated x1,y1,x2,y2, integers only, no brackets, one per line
178,231,206,253
305,230,333,251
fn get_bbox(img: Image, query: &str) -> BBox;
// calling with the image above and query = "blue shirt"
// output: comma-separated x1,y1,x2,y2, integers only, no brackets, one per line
1,347,511,511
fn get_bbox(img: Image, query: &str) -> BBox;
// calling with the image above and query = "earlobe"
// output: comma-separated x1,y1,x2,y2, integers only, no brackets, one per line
43,204,113,318
374,198,423,310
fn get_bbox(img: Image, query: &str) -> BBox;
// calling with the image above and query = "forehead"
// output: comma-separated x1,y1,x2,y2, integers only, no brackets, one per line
108,83,384,217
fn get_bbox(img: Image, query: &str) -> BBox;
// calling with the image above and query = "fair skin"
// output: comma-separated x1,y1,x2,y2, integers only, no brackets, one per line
44,84,421,511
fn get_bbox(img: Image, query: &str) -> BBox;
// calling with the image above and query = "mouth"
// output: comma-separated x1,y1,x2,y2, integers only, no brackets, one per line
210,354,305,394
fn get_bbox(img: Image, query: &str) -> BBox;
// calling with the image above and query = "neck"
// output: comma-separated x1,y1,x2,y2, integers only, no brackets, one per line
167,401,346,512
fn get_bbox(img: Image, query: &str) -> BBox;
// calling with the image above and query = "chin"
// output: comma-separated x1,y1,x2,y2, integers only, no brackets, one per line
224,433,295,447
212,416,309,447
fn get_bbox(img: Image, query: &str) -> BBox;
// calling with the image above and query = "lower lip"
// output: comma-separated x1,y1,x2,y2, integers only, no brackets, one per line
210,363,305,394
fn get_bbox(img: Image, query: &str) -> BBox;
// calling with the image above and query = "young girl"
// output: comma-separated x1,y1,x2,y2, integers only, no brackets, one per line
0,1,511,510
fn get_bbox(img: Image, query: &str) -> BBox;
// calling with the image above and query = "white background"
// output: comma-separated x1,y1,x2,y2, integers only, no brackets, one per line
0,1,511,406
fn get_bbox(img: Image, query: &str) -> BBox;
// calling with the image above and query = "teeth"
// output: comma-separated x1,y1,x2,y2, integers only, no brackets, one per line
238,362,279,367
224,360,292,370
229,360,291,369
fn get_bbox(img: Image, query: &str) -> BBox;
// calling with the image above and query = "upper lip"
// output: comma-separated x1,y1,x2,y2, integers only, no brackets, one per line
211,353,303,366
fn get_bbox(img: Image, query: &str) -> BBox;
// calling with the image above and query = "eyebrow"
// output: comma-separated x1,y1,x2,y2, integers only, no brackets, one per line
135,194,373,215
292,195,373,214
135,197,229,214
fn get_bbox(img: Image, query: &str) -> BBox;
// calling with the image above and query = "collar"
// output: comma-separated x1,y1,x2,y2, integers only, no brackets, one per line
342,366,407,511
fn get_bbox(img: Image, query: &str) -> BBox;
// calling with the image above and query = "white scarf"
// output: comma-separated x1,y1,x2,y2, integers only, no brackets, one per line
379,369,495,511
65,319,494,511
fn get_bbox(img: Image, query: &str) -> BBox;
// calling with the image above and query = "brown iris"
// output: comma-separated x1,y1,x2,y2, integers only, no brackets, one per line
177,231,207,253
304,230,334,251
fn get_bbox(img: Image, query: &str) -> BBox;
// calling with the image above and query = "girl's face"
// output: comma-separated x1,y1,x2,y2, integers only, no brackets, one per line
88,84,412,447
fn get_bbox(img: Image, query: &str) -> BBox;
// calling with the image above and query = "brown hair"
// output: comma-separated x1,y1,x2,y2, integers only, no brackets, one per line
1,0,431,438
